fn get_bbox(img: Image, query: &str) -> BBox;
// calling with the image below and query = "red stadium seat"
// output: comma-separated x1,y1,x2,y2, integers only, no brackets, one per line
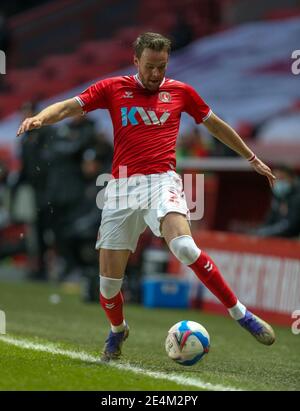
0,93,26,118
6,68,42,94
78,40,132,68
40,54,79,83
114,26,151,47
264,7,300,20
0,41,133,119
147,13,177,34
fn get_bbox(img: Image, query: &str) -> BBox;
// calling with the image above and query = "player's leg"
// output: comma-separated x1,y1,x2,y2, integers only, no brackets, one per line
99,248,131,361
161,212,239,311
161,212,275,345
96,177,148,360
99,248,130,331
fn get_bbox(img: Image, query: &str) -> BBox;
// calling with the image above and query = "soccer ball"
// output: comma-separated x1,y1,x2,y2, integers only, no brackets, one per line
165,320,210,366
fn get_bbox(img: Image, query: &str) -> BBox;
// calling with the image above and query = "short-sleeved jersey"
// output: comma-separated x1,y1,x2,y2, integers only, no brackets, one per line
76,75,211,177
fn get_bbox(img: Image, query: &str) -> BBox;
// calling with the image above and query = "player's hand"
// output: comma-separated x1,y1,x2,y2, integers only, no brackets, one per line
17,117,43,137
250,157,276,188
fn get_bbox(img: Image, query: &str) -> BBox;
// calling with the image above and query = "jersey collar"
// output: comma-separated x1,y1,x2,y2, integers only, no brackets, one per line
134,74,166,89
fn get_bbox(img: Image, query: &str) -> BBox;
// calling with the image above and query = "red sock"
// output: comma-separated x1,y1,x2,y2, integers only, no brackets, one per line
100,291,124,326
189,250,237,308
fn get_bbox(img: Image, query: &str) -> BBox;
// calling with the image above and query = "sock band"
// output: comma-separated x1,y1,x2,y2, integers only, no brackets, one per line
228,300,246,320
100,275,123,299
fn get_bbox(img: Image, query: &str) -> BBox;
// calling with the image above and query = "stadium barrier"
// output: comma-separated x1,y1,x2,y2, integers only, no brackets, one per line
168,231,300,326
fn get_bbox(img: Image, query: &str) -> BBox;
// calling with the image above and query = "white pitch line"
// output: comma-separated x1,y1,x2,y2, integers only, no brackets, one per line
0,335,241,391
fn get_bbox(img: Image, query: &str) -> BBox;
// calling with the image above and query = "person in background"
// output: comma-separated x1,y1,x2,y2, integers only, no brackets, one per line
0,159,10,230
169,15,194,51
255,165,300,238
45,115,96,280
0,159,26,260
61,148,106,298
177,127,210,159
16,101,55,280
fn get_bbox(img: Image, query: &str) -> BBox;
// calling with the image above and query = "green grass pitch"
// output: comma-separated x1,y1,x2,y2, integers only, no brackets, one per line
0,280,299,391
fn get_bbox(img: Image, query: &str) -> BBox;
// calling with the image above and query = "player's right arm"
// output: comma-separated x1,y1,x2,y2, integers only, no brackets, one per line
17,98,82,136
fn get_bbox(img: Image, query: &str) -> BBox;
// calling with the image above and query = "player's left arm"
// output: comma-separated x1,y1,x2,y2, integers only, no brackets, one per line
203,112,276,187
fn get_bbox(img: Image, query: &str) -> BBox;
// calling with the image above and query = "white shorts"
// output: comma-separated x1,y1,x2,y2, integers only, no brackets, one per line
95,171,190,252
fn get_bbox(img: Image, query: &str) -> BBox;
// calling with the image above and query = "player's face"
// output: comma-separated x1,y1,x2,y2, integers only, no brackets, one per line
134,48,169,91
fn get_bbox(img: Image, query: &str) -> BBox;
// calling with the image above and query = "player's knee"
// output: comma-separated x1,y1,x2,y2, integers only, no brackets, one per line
99,275,123,299
169,235,200,265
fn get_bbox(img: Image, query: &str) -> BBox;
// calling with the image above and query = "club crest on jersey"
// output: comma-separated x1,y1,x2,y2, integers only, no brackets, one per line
159,91,171,103
121,107,170,126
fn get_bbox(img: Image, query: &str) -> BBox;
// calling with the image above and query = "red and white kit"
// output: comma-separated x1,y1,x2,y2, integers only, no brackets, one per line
76,75,211,251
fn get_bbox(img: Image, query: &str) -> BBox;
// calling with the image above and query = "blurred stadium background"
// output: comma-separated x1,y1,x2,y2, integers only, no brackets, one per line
0,0,300,391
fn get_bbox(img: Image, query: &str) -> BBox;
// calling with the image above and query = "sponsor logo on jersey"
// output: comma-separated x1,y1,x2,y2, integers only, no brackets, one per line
121,106,170,126
159,91,171,103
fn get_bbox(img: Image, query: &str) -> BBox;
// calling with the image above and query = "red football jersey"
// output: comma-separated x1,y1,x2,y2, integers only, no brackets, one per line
76,74,211,177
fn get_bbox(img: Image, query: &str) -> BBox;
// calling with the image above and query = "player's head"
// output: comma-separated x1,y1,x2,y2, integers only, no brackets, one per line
133,32,171,92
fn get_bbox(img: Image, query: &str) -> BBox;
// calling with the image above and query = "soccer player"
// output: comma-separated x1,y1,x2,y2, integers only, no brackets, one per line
17,32,276,361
